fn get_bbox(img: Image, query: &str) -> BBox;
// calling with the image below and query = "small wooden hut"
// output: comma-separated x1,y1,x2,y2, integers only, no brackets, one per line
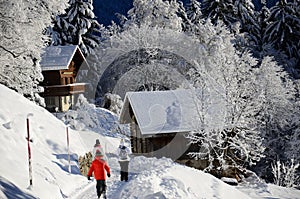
119,89,208,169
39,45,87,112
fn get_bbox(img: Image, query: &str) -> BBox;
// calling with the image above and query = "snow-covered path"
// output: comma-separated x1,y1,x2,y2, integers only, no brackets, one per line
69,152,132,199
71,169,131,199
69,154,300,199
68,154,254,199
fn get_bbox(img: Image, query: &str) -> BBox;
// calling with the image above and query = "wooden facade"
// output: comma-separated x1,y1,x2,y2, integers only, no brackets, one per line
39,45,87,112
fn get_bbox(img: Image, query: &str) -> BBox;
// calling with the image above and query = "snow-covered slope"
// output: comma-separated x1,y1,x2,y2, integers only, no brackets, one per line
0,84,119,198
0,84,299,199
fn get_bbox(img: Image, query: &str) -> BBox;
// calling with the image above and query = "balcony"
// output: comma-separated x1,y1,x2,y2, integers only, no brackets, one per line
41,83,86,97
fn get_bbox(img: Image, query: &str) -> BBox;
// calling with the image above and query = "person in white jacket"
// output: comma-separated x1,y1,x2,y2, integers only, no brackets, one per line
117,139,130,181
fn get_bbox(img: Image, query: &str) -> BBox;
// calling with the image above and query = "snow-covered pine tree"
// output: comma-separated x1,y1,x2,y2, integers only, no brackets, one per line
0,0,68,105
233,0,256,33
185,0,203,33
232,0,258,52
201,0,257,53
257,56,295,155
201,0,236,27
264,0,300,73
101,92,123,115
176,1,190,32
247,4,270,59
187,0,202,24
50,0,103,56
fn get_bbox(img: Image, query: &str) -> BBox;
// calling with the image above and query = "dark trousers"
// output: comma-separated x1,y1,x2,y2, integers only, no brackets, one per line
119,161,129,181
96,180,106,198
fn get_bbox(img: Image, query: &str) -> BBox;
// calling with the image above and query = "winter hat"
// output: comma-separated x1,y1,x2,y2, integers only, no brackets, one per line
95,149,103,157
94,139,100,147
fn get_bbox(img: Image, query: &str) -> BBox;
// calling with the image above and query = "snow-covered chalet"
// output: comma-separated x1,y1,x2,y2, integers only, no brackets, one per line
39,45,87,112
119,89,208,169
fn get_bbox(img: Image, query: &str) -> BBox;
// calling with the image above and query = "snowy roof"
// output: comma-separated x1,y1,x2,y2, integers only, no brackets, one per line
119,89,198,135
40,45,86,71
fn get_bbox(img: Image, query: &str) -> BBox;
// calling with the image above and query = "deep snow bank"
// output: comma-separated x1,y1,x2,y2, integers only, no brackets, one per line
108,156,252,199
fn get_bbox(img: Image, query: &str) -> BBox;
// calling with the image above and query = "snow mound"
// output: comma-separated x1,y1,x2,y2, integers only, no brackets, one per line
117,156,251,199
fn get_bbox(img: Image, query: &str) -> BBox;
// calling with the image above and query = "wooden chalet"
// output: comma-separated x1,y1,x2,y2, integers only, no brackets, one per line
119,89,208,169
39,45,87,112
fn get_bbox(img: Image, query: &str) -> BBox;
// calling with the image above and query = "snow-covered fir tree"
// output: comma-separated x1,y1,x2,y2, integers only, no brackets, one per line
285,81,300,165
0,0,68,105
50,0,103,56
185,0,203,33
201,0,258,53
201,0,236,28
186,0,202,25
233,0,256,33
264,0,300,74
248,4,270,59
256,56,296,145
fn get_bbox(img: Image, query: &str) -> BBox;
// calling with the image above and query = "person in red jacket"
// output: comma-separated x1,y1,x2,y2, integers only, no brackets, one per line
87,149,111,199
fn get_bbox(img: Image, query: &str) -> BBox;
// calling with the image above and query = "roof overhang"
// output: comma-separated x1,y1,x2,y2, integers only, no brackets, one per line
119,89,199,136
40,45,88,71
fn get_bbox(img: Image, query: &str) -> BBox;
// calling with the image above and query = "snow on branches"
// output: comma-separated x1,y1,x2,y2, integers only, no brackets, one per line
0,0,68,104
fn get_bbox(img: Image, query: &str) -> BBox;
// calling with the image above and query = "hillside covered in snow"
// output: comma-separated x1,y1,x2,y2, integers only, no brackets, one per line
1,84,300,199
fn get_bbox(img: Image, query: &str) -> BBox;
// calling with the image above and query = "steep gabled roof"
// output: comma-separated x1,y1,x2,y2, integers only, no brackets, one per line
40,45,86,71
119,89,199,135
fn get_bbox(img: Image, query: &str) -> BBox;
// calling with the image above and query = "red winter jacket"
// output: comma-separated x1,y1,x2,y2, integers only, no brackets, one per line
87,157,110,180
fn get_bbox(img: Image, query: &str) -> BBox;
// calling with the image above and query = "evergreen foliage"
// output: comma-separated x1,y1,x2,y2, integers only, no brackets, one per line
50,0,103,56
201,0,236,28
264,0,300,71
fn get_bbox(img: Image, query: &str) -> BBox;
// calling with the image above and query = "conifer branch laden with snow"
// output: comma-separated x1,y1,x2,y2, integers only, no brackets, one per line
49,0,103,56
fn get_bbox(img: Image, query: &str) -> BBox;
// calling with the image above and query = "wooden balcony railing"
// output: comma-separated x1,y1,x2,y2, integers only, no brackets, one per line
41,83,86,97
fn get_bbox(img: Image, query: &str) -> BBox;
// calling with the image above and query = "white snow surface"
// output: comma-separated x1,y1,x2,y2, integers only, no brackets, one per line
0,83,300,199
